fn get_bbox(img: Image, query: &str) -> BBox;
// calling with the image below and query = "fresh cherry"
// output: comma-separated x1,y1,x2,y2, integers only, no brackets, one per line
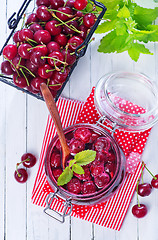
18,43,32,59
132,204,148,218
29,23,43,33
36,5,52,21
54,34,68,47
47,41,60,53
3,44,17,60
36,0,50,7
47,51,65,67
19,28,34,42
83,13,96,28
74,0,87,10
25,13,39,25
21,153,37,168
1,61,14,75
151,174,158,188
45,20,62,36
34,30,51,44
138,183,152,197
50,0,64,9
38,64,53,79
56,7,73,21
14,168,28,183
68,36,84,51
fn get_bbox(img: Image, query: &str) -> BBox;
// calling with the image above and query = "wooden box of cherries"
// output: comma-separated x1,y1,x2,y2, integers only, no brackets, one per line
0,0,106,100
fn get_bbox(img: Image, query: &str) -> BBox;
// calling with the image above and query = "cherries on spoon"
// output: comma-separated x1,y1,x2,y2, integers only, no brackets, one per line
40,82,70,168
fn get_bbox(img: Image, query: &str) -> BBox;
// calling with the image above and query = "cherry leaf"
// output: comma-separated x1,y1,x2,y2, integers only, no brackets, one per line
57,167,73,186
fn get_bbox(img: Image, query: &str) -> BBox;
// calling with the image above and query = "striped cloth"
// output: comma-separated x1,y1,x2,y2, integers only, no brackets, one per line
31,88,151,230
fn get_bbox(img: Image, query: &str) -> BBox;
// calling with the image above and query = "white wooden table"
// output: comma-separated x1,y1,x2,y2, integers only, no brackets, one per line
0,0,158,239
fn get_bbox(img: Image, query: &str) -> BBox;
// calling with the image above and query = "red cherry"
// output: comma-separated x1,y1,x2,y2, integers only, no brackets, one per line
48,78,62,91
94,173,111,188
21,153,37,168
74,0,87,10
1,61,14,75
151,174,158,188
52,168,63,180
90,164,104,177
3,44,17,60
36,5,52,21
19,28,34,42
138,183,152,197
94,137,111,153
50,0,64,9
132,204,148,218
29,23,43,33
38,64,53,79
47,51,64,67
68,36,84,51
31,77,46,92
34,30,51,44
69,138,85,154
50,152,61,168
45,20,62,36
83,13,96,28
36,0,50,7
54,34,68,47
18,43,32,59
56,7,73,21
25,13,39,25
13,74,28,88
67,178,81,194
74,166,91,181
74,127,92,143
14,168,28,183
47,41,60,54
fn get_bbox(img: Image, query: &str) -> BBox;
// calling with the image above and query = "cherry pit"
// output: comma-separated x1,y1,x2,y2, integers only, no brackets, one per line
1,0,98,99
14,153,37,183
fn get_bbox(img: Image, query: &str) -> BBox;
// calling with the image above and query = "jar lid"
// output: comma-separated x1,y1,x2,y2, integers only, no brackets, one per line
94,72,158,132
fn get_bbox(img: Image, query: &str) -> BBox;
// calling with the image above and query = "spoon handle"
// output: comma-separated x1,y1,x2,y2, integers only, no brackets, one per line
40,83,70,167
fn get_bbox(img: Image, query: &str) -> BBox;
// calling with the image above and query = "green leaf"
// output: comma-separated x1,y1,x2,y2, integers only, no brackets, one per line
69,159,76,168
133,6,158,29
128,42,153,62
85,2,93,12
103,9,118,21
98,30,129,53
117,5,130,18
95,19,117,34
97,0,121,10
115,20,127,35
74,150,96,166
57,167,73,186
72,164,85,174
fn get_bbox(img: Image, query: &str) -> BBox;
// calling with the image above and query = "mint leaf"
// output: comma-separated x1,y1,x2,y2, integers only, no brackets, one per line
117,5,130,18
57,167,73,186
133,6,158,29
128,42,153,62
98,30,129,53
115,20,127,35
103,10,118,21
95,19,117,34
69,159,76,168
97,0,121,10
74,150,96,166
72,164,85,174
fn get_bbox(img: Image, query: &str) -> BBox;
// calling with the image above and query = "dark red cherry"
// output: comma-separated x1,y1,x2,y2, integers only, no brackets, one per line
62,49,76,65
11,55,25,72
67,178,81,194
1,61,14,75
25,13,39,25
25,60,38,74
36,0,50,7
36,5,52,21
14,168,28,183
21,153,37,168
132,204,148,218
74,127,92,143
54,34,68,47
3,44,17,60
74,0,87,10
138,183,152,197
81,180,97,194
90,164,104,177
13,74,28,88
53,67,69,83
48,78,62,91
94,173,111,188
47,41,60,54
69,138,85,154
50,0,64,9
74,166,91,181
151,174,158,188
31,77,46,92
52,168,62,180
13,31,21,43
77,24,88,39
94,137,111,153
47,51,64,67
34,30,51,44
38,64,53,79
30,50,46,67
83,13,96,28
68,36,84,51
32,45,48,56
19,29,34,42
56,7,73,21
29,23,43,33
45,20,62,36
50,152,61,168
18,43,32,59
65,0,75,8
63,20,78,35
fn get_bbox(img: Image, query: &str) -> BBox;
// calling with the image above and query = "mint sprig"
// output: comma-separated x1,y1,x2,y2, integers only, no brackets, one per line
95,0,158,61
57,150,96,186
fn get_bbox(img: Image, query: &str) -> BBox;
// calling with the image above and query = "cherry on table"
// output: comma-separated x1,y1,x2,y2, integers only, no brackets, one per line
21,153,37,168
151,174,158,188
14,168,28,183
132,204,148,218
138,183,152,197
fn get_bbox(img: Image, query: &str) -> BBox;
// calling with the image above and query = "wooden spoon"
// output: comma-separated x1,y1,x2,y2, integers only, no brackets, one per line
40,83,70,168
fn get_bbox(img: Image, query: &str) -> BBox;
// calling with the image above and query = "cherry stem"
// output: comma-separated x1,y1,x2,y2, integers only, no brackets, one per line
41,56,68,65
136,180,140,207
55,16,78,27
28,45,46,51
49,10,81,34
4,56,20,76
45,69,55,73
141,163,144,183
21,13,26,29
19,65,35,78
142,161,157,180
16,158,30,177
49,8,73,18
48,83,62,87
20,68,30,86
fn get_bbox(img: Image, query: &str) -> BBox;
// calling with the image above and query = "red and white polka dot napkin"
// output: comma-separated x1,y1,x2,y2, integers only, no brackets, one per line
31,87,151,231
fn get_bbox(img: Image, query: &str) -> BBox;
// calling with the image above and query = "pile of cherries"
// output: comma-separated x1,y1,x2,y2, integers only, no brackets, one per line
50,126,117,195
132,163,158,218
14,153,37,183
1,0,96,98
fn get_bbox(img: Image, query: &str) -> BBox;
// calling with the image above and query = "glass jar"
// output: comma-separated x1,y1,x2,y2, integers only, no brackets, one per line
94,71,158,132
44,123,126,222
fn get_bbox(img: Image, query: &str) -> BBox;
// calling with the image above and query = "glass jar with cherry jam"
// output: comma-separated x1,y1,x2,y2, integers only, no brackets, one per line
45,123,126,205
